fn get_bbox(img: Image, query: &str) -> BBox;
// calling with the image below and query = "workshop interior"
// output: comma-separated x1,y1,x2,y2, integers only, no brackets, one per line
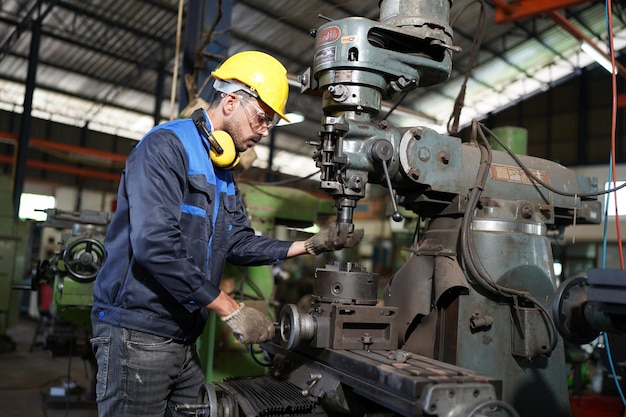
1,0,626,416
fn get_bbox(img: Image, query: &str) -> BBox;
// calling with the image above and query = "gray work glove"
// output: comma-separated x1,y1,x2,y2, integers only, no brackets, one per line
222,303,275,344
304,222,364,255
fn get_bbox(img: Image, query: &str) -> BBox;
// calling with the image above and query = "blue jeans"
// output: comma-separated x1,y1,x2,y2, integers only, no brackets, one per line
90,322,205,417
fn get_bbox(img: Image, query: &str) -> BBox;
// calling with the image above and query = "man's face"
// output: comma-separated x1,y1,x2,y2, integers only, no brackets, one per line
223,93,277,153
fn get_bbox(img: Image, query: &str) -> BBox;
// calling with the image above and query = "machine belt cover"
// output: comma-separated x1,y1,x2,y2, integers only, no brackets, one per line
217,375,316,417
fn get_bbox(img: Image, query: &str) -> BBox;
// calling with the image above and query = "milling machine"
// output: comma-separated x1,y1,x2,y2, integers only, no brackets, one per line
27,209,110,406
178,1,603,417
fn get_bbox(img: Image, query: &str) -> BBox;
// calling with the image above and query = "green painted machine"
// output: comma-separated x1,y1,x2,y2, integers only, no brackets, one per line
0,175,31,353
32,209,109,333
27,209,108,361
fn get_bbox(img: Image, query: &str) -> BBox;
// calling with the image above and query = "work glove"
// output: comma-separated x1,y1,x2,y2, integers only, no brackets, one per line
222,303,275,344
304,222,364,255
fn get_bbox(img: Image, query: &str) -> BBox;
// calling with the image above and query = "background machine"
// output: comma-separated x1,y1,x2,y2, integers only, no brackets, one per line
187,1,604,417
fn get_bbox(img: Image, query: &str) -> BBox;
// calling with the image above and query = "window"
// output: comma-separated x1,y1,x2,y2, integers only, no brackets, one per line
604,181,626,216
19,193,55,221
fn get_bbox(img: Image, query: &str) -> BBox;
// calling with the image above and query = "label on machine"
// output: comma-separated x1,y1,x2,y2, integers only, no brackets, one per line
490,163,551,186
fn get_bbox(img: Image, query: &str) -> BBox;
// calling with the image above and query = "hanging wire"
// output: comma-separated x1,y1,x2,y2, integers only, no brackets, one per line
601,0,626,405
600,158,625,405
447,0,487,136
607,0,625,269
482,123,626,198
169,0,185,121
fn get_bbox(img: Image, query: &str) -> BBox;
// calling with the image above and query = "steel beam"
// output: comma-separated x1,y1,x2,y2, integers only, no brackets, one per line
181,0,232,110
13,4,44,219
493,0,598,24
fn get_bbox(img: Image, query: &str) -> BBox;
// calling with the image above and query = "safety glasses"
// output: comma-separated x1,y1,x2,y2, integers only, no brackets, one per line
238,94,279,135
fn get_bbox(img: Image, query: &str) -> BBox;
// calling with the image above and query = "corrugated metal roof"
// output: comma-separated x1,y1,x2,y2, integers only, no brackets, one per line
0,0,623,176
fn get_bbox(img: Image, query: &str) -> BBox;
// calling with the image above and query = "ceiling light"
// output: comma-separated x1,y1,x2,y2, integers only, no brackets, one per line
277,112,305,126
581,41,617,74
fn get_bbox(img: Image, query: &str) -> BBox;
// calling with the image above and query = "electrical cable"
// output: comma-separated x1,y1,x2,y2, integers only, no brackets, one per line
169,0,185,121
600,0,626,405
607,0,625,269
381,91,409,121
460,121,558,354
447,0,487,136
480,123,626,198
238,170,321,186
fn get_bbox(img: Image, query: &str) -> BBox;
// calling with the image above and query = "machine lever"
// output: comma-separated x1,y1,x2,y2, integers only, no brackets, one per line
370,139,403,222
381,159,403,222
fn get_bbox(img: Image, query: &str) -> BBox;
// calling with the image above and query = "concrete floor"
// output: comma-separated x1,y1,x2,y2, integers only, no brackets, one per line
1,317,97,417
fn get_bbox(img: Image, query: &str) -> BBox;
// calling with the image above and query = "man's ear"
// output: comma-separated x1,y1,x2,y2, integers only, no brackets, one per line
221,94,238,116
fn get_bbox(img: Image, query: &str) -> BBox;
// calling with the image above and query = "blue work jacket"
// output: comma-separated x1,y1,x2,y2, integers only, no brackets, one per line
91,112,292,343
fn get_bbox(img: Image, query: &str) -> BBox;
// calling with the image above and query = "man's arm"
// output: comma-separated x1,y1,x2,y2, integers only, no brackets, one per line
286,240,307,258
206,290,240,316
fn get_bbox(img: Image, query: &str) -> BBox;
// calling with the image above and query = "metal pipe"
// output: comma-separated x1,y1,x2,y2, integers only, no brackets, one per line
13,9,42,218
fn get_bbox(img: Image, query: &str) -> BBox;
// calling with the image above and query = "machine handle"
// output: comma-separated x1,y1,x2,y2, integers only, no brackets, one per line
370,139,403,222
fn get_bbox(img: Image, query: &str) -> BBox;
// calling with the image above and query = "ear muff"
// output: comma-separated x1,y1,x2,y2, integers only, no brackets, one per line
208,130,240,169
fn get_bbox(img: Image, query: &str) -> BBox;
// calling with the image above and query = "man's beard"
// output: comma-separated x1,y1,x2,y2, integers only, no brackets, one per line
223,119,260,152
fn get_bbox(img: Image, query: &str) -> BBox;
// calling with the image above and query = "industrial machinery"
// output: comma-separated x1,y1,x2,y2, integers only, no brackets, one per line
553,269,626,345
0,175,31,353
31,209,109,333
28,209,110,405
196,183,335,382
180,1,604,417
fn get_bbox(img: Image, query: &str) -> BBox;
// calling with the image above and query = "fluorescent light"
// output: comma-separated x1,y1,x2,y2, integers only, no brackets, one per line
277,112,305,126
581,41,617,74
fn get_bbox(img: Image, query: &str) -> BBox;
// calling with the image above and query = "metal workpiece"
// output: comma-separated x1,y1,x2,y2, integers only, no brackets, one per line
313,261,378,305
280,302,399,350
280,262,399,351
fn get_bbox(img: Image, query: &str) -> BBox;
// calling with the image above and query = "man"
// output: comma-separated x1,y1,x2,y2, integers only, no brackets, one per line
90,50,362,417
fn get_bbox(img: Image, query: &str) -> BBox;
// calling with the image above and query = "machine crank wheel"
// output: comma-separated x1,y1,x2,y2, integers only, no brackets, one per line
197,383,219,417
552,275,598,345
279,304,316,350
279,304,302,350
174,383,219,417
462,399,520,417
62,237,106,282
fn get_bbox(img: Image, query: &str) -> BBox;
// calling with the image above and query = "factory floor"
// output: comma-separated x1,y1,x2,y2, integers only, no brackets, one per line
1,316,97,417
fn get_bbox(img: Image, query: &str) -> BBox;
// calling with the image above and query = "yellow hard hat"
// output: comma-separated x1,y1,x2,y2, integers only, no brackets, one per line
211,51,290,121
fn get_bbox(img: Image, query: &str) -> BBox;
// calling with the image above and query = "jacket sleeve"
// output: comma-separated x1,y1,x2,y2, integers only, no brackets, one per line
225,185,293,266
126,129,221,310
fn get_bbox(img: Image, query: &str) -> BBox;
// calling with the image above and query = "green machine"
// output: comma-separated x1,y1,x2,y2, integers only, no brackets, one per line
197,182,335,382
0,175,31,353
31,209,109,357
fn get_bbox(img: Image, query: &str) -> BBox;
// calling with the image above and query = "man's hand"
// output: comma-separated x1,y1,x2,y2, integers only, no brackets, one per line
222,303,275,344
304,222,364,255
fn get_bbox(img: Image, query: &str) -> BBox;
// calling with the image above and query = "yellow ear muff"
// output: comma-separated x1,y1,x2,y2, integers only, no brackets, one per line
208,130,240,169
